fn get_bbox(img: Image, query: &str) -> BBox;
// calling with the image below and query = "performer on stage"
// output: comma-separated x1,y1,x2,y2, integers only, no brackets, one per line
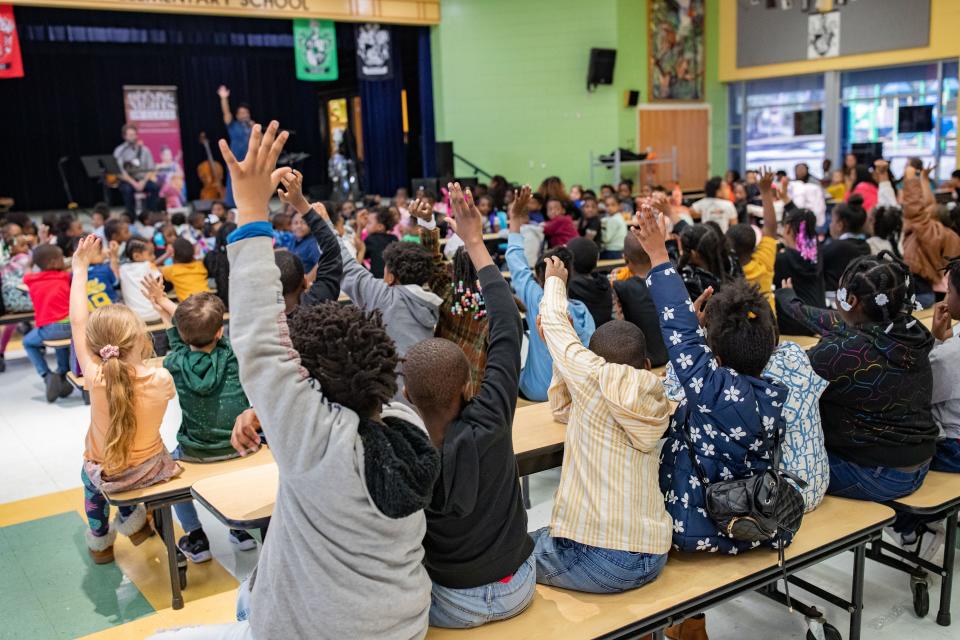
217,85,253,208
113,123,159,216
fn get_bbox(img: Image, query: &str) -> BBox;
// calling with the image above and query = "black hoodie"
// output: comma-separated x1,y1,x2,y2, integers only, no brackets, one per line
777,288,937,468
568,272,613,327
774,247,826,336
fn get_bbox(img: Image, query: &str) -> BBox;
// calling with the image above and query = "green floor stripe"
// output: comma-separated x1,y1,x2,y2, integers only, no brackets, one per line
0,512,154,639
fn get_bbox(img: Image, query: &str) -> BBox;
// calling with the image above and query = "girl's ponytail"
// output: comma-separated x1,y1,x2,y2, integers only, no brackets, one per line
102,352,138,475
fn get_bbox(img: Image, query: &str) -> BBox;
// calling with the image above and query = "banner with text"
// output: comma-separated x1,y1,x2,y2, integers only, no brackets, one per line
294,18,337,81
123,85,187,208
0,5,24,79
356,23,392,81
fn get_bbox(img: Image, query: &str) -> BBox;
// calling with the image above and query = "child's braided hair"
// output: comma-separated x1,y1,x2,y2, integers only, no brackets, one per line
677,223,735,286
703,278,777,377
783,208,818,264
837,251,917,326
448,247,484,319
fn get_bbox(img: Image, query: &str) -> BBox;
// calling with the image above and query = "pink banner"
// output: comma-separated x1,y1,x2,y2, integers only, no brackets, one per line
123,85,187,209
0,4,24,79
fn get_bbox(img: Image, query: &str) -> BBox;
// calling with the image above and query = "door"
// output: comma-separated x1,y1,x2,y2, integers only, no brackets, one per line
638,106,710,191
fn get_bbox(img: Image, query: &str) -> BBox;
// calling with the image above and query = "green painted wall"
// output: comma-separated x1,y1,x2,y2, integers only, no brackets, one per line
431,0,727,188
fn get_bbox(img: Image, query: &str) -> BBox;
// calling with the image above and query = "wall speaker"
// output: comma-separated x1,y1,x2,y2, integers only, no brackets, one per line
624,90,640,107
587,48,616,91
435,141,454,179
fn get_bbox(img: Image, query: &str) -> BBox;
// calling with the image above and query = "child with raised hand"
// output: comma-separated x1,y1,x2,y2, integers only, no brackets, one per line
728,167,779,311
151,121,441,640
930,258,960,472
774,207,825,337
506,185,596,401
119,238,168,324
160,237,211,302
402,183,535,629
532,252,673,593
70,235,180,565
140,276,257,562
632,205,790,555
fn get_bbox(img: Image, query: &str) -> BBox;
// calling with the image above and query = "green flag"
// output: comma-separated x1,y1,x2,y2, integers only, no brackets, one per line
294,19,338,82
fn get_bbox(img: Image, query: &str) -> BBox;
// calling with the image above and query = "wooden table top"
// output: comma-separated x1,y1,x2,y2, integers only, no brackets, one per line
427,497,894,639
888,471,960,513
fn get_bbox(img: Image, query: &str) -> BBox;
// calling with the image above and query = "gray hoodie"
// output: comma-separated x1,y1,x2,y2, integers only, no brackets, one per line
228,236,436,640
339,238,442,358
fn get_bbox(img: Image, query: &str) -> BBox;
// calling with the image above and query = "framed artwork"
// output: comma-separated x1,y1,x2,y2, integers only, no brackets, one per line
648,0,705,101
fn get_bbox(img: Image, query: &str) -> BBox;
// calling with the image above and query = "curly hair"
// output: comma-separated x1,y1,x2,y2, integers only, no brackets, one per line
839,251,915,323
382,241,437,288
288,302,398,417
703,278,777,377
534,246,574,285
678,224,735,286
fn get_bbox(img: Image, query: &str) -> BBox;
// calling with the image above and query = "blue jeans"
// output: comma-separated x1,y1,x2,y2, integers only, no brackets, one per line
23,322,72,377
932,438,960,473
170,445,205,534
429,554,536,628
530,527,668,594
599,250,623,260
826,451,928,533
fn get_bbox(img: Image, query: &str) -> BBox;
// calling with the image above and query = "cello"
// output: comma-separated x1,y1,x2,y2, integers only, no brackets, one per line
197,132,226,201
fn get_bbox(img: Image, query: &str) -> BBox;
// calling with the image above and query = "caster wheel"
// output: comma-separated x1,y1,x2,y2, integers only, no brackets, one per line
822,623,842,640
912,579,929,617
178,566,187,590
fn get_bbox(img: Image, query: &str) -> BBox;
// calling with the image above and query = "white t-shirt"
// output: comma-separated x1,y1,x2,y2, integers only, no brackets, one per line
691,197,738,232
119,262,162,322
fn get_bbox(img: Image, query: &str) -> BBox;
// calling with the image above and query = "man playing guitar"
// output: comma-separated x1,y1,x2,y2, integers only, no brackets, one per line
113,123,159,216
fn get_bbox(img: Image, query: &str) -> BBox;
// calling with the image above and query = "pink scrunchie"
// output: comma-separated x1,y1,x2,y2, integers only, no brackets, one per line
99,345,120,361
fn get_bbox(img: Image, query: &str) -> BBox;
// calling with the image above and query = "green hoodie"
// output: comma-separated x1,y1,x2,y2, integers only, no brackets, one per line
164,322,250,460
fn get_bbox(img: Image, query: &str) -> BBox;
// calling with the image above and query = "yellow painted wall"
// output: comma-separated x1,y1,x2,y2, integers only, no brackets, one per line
718,0,960,82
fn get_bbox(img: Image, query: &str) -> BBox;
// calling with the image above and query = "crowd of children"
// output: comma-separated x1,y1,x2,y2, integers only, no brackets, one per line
2,121,959,640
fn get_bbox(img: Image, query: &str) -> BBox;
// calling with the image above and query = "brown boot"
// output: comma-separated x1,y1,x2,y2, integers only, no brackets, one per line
665,614,708,640
86,528,116,564
114,504,154,546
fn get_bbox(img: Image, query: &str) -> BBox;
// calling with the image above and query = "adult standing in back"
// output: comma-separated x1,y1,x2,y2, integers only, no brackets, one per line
218,85,254,208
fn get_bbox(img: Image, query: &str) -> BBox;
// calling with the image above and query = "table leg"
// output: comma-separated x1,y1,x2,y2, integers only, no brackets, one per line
154,505,184,610
850,543,866,640
937,510,957,626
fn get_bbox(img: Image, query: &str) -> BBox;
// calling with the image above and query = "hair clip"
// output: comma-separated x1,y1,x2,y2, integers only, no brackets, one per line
884,322,894,334
747,311,757,319
874,293,889,307
837,287,853,312
99,345,120,360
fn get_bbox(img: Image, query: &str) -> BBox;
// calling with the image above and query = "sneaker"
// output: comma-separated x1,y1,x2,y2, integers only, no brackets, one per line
229,529,258,551
177,529,212,563
44,373,62,403
914,522,946,563
58,373,73,398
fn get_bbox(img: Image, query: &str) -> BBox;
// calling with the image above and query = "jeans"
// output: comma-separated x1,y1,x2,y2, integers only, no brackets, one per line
81,467,136,537
119,179,160,217
599,250,623,260
932,438,960,473
429,553,536,629
23,322,72,377
530,527,668,594
826,451,929,533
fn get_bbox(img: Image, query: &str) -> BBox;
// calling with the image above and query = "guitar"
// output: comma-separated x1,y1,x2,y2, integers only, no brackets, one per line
197,132,226,201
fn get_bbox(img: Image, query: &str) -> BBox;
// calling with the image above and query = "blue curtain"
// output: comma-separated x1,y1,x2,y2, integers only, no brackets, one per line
359,30,408,196
417,27,436,178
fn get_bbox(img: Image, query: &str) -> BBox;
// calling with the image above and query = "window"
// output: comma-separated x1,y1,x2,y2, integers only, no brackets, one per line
743,75,825,175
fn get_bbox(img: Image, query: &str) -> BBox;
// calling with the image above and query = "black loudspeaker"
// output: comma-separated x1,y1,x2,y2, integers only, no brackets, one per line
625,90,640,107
412,178,439,197
436,141,454,178
587,48,617,91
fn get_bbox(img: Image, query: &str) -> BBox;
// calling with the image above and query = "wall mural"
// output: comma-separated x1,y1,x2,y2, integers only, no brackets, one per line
648,0,705,101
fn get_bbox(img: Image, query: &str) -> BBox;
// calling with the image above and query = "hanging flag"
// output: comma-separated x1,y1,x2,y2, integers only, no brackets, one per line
0,5,24,80
293,19,338,82
356,23,393,80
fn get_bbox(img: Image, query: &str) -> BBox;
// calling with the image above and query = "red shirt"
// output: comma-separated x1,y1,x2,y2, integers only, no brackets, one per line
543,215,579,248
24,270,71,327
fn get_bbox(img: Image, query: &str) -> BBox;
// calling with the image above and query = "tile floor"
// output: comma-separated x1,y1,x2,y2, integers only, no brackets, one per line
1,344,958,639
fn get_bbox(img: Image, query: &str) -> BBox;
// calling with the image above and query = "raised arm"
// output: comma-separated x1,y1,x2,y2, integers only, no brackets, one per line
538,258,603,385
140,272,178,328
69,235,100,375
874,160,898,208
774,281,837,336
504,185,541,305
758,166,778,239
220,121,345,469
218,85,233,126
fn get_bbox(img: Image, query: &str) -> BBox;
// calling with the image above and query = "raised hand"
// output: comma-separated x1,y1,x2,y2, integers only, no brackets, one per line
218,120,293,225
231,408,262,456
873,159,890,182
217,85,230,99
447,182,483,246
692,286,714,328
631,205,669,268
139,272,166,305
758,166,775,193
508,184,532,233
544,255,568,284
310,201,330,222
71,235,101,272
278,169,309,214
922,163,937,181
409,198,434,223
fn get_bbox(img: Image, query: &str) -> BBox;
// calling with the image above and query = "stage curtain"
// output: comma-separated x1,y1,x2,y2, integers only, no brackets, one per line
358,30,408,197
417,27,436,179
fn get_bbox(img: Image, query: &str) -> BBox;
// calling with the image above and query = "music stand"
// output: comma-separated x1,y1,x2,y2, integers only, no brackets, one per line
81,155,122,205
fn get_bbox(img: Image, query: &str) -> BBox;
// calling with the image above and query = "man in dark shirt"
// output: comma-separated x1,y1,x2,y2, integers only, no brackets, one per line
402,183,534,629
612,232,669,367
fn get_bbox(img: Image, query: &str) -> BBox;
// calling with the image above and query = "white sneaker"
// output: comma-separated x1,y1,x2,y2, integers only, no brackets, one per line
914,522,946,564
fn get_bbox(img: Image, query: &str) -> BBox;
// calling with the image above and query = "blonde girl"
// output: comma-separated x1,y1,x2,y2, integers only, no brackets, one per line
70,235,181,564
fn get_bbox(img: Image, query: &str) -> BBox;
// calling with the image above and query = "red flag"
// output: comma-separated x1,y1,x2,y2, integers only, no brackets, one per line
0,5,24,79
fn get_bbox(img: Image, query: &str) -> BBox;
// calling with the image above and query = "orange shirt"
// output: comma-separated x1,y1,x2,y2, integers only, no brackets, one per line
160,261,210,301
83,363,175,471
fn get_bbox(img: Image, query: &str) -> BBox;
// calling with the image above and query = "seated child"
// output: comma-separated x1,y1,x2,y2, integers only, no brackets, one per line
85,239,120,311
677,223,740,300
139,279,257,561
577,195,602,248
1,233,34,369
727,168,779,311
402,184,535,628
900,167,960,308
930,258,960,472
566,237,612,327
70,235,180,564
288,211,320,274
364,206,400,278
506,186,595,401
777,252,937,544
774,208,825,337
203,222,237,308
600,199,627,259
119,239,164,324
23,244,74,402
822,195,871,294
104,218,132,259
632,206,790,555
478,194,507,234
160,238,211,301
612,232,669,368
542,198,578,248
274,250,306,316
163,122,441,639
181,211,211,257
533,255,672,593
271,211,294,250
